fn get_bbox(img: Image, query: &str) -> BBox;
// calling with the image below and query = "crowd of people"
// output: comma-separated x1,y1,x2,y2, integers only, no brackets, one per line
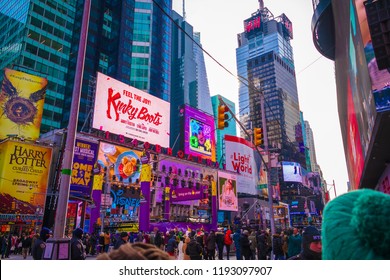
1,189,389,260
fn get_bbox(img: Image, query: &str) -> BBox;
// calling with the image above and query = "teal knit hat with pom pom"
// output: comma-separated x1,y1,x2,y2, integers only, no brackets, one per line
322,189,390,260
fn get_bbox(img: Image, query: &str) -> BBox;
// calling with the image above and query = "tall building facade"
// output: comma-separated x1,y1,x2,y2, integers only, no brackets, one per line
236,4,301,163
170,10,212,148
63,0,172,131
0,0,77,133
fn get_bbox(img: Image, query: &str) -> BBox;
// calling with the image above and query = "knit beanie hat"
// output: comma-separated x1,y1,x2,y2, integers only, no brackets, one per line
322,189,390,260
302,226,321,250
40,227,52,242
73,228,84,239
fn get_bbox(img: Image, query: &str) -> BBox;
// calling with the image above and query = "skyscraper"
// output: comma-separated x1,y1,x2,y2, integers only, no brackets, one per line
0,0,77,133
236,3,301,163
170,9,212,148
63,0,172,131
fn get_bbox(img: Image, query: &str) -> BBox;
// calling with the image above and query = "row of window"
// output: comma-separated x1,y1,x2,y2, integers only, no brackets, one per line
23,56,66,80
33,1,75,20
29,16,72,42
25,42,68,67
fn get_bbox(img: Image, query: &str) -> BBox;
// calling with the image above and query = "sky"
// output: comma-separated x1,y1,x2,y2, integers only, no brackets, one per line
172,0,349,199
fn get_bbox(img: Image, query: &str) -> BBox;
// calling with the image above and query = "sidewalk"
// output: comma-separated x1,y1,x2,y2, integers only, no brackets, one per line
3,254,97,260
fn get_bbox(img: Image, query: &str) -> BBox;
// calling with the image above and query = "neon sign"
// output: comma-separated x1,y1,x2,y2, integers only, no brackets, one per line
245,16,261,33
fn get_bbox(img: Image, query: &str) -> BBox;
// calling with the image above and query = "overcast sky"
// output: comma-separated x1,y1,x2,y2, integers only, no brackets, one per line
172,0,349,198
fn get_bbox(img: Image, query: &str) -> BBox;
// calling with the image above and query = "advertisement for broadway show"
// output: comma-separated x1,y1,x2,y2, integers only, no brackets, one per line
0,140,52,224
70,139,99,199
217,171,238,211
0,68,47,140
92,72,171,147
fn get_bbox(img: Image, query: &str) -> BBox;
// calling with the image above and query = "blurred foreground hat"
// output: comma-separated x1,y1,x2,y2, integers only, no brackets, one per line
322,189,390,260
73,228,83,239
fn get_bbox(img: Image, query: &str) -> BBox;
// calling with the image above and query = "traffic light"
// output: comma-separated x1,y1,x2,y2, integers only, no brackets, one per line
217,105,229,130
254,127,263,146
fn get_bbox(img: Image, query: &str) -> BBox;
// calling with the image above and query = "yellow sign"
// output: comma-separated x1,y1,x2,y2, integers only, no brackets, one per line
118,222,139,232
0,68,47,140
0,140,52,215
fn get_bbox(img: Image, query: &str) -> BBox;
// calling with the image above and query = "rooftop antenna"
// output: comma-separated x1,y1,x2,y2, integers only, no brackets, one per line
259,0,264,9
183,0,186,21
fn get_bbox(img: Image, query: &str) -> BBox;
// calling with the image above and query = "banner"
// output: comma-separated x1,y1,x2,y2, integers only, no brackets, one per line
70,139,99,198
217,171,238,211
224,135,259,195
92,72,170,147
0,68,47,140
0,140,52,220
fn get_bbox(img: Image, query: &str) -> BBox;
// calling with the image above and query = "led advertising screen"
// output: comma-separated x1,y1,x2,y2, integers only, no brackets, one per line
184,105,216,162
0,68,47,140
70,139,99,199
282,161,303,183
224,135,260,195
92,72,170,147
355,0,390,112
97,142,143,184
333,0,375,189
0,140,52,222
218,171,238,212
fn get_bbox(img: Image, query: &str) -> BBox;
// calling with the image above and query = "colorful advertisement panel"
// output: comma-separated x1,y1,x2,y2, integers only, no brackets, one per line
70,139,99,199
333,0,376,188
171,188,203,202
92,72,170,147
218,171,238,212
282,162,303,183
355,0,390,112
0,68,47,140
184,105,216,162
0,140,52,220
225,135,259,195
97,142,143,184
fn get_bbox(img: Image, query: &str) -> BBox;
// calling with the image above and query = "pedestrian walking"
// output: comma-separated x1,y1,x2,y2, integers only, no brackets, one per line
32,227,51,260
288,226,321,260
70,228,86,260
224,229,233,260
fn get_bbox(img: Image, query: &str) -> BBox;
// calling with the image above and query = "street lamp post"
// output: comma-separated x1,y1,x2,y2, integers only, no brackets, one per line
44,0,91,260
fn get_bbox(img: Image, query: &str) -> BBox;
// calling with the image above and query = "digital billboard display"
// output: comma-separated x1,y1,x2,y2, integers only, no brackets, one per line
92,72,170,147
282,161,303,183
356,0,390,112
184,105,216,162
333,0,377,189
0,68,47,140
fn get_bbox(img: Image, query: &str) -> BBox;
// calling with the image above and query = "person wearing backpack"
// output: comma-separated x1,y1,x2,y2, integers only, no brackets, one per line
223,229,233,260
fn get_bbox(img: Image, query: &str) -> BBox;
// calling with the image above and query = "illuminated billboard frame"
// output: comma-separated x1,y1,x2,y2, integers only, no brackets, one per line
92,72,171,147
282,161,303,183
184,105,216,162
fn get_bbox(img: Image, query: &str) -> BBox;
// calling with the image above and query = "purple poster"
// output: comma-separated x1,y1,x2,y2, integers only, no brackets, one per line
171,188,203,202
70,139,99,198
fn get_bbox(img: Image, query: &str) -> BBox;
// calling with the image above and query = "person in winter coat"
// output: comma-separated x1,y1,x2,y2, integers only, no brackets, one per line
272,229,285,260
206,230,216,260
289,226,321,260
256,230,268,260
182,236,191,260
224,229,233,260
240,230,251,260
166,232,177,257
114,232,129,250
215,229,225,260
232,228,242,260
248,230,257,260
32,227,51,260
70,228,86,260
186,234,202,260
287,228,302,258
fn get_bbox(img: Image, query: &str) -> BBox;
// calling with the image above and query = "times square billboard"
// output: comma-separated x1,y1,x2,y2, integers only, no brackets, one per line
183,105,216,162
333,0,378,189
92,72,170,147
